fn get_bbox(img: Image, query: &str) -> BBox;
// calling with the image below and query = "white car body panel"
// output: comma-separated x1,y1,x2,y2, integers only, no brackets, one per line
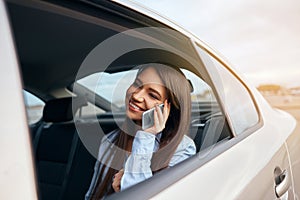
0,1,37,199
286,122,300,198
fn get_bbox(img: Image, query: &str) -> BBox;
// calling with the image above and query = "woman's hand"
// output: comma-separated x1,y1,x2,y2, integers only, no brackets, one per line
145,99,170,135
112,169,124,192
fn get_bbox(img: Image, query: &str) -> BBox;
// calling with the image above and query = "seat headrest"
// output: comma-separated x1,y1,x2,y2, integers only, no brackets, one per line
43,96,87,123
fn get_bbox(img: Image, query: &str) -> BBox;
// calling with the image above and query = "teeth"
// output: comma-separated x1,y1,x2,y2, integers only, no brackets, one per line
130,102,141,110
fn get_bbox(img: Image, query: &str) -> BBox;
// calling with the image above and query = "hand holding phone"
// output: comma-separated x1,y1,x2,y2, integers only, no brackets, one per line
142,103,164,130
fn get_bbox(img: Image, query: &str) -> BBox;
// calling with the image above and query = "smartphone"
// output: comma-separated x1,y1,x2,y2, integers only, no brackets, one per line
142,103,164,130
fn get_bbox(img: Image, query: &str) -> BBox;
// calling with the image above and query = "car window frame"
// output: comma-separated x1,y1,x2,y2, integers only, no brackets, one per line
107,39,264,200
106,39,255,200
192,41,264,138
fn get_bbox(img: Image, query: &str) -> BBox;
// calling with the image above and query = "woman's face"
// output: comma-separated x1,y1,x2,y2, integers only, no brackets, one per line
125,67,168,123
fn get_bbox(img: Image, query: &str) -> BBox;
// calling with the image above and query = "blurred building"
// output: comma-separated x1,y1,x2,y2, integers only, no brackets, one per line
257,84,300,108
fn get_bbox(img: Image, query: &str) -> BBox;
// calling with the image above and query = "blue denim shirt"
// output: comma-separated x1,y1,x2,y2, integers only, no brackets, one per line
85,130,196,199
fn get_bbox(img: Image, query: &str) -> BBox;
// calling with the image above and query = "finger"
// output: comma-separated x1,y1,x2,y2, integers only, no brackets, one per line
113,184,120,192
117,168,124,174
155,104,164,123
153,109,160,129
114,169,124,180
114,174,121,181
163,100,170,122
112,179,120,192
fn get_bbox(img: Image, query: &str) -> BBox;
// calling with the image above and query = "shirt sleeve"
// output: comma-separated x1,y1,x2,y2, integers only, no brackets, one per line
120,130,156,190
120,132,196,191
168,135,196,167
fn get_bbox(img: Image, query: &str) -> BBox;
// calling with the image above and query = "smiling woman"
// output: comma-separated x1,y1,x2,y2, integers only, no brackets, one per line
85,63,196,199
125,67,168,122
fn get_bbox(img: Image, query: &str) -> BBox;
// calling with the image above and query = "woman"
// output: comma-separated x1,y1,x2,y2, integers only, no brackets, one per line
86,63,196,199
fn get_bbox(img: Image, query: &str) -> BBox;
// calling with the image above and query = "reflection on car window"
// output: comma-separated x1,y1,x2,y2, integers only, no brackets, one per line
196,45,259,135
182,69,231,152
78,69,217,110
182,69,216,103
23,90,45,124
77,70,137,110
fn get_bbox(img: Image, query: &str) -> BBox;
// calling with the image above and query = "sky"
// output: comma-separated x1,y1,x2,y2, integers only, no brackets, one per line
133,0,300,88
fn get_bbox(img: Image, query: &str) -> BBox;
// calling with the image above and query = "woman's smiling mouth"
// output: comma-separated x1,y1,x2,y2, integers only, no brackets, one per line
128,101,146,112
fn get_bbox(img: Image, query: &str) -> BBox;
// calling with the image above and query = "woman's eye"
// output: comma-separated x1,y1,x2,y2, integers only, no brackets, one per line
149,93,159,100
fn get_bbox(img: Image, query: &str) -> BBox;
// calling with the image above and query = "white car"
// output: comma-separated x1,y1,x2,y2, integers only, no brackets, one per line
1,0,299,200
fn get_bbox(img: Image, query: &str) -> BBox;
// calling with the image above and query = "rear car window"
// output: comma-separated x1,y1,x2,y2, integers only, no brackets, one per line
196,45,259,135
23,90,44,124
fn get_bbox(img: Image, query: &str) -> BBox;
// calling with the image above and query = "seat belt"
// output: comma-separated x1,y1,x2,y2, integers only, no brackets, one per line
59,131,79,200
33,122,51,156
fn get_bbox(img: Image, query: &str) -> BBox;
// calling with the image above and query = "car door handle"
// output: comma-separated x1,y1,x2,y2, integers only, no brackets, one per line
275,169,290,198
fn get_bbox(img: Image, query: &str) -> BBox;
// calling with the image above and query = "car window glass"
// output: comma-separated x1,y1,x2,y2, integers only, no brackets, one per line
76,69,218,110
77,69,216,108
77,70,137,111
75,102,105,117
23,90,45,124
183,69,231,152
182,69,216,103
196,45,259,135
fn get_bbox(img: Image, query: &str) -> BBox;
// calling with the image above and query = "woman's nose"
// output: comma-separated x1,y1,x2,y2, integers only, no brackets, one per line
132,90,144,102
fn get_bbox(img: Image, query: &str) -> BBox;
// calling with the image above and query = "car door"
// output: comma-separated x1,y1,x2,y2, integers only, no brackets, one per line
0,1,37,200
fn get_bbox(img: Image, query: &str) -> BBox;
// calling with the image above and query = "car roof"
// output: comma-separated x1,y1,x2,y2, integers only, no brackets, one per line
112,0,199,41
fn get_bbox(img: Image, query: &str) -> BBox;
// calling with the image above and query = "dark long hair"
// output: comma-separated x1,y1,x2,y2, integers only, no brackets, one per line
91,64,191,199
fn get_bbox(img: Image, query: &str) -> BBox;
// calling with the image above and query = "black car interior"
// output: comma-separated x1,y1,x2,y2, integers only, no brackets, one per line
31,96,96,200
6,0,232,199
